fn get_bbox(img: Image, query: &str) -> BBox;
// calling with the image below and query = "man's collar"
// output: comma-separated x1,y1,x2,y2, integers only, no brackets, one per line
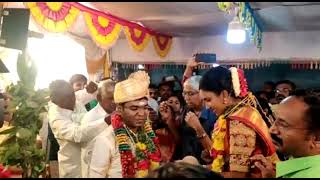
276,154,320,178
49,101,73,116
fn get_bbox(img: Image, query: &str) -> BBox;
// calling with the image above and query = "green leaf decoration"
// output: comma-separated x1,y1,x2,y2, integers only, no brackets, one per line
0,52,49,177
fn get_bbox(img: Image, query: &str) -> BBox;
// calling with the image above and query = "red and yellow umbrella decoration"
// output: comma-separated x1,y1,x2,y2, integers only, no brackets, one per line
152,34,172,58
25,2,80,32
123,26,151,52
84,12,122,49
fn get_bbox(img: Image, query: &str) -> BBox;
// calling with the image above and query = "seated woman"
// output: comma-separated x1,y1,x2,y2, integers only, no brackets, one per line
184,66,278,178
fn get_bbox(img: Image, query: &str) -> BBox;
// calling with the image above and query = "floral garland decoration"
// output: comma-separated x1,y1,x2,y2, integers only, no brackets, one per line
210,115,227,173
111,113,161,178
217,2,263,51
237,68,248,97
25,2,80,32
229,67,249,98
238,2,263,51
229,67,241,97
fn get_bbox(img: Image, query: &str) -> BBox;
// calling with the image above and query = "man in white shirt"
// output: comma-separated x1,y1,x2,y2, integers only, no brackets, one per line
81,79,116,178
48,80,108,178
88,71,162,178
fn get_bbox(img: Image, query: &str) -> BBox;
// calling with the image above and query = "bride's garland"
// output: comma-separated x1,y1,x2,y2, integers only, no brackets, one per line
111,113,161,178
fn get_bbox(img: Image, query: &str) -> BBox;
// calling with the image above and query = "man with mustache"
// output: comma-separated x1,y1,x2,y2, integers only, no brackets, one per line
251,90,320,178
274,80,296,104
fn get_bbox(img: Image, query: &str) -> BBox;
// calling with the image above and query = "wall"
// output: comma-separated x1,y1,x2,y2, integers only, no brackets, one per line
111,30,320,63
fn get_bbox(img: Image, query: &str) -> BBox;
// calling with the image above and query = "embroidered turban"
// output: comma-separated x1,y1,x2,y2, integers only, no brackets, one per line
114,71,150,104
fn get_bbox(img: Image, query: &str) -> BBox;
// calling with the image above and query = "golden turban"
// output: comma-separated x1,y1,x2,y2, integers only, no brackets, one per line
114,71,150,104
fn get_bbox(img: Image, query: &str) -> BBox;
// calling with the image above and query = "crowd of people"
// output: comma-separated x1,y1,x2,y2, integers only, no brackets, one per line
1,57,320,178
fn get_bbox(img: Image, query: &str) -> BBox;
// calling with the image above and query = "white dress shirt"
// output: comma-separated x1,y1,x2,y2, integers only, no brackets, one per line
81,103,108,178
75,88,98,106
48,102,108,178
88,126,123,178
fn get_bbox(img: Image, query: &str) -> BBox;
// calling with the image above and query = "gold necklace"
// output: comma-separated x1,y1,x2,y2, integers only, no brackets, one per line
124,124,138,144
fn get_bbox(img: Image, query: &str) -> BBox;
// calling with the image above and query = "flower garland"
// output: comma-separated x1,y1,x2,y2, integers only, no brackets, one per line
111,113,161,178
237,68,248,97
229,67,241,97
210,115,227,173
229,67,249,98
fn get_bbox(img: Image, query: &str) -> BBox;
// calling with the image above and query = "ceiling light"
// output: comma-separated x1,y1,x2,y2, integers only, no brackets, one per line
227,16,246,44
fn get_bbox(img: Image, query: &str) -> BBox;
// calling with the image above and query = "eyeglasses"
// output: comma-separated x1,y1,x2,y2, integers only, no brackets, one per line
273,119,308,131
275,88,291,94
182,91,198,97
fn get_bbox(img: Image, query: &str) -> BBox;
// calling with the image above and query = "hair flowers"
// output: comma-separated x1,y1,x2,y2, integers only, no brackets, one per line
229,67,248,98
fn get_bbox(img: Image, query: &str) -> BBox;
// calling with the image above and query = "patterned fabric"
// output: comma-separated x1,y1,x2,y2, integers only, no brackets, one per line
229,120,256,172
210,97,278,175
114,71,150,104
155,128,175,163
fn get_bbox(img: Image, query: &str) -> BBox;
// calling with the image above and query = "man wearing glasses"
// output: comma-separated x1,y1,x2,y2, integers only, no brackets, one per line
251,90,320,178
173,76,216,164
274,80,296,104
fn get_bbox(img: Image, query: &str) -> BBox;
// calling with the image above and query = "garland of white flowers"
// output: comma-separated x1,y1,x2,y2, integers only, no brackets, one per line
229,67,241,97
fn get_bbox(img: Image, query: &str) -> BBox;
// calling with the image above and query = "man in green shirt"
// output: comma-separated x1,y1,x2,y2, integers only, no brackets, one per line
250,90,320,178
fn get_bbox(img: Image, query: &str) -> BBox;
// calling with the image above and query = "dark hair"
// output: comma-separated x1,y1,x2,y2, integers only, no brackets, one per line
146,162,223,178
69,74,87,85
199,66,234,97
275,80,296,90
159,81,174,90
292,89,320,133
256,97,274,128
49,80,74,104
264,81,275,88
169,91,186,107
149,84,158,90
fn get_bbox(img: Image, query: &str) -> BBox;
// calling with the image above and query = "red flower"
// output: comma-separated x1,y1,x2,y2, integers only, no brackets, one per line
210,149,225,158
237,68,248,97
153,137,160,144
149,152,161,162
137,160,149,170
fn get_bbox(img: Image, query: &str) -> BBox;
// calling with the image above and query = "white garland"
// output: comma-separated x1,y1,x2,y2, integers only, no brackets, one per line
229,67,241,97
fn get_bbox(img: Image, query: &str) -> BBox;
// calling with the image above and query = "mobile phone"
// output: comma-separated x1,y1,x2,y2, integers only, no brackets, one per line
195,53,216,63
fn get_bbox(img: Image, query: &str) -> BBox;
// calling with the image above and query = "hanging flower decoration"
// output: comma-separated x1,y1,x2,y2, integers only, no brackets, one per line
152,34,173,58
25,2,173,58
217,2,263,51
123,26,151,52
238,2,263,51
25,2,80,32
84,12,122,49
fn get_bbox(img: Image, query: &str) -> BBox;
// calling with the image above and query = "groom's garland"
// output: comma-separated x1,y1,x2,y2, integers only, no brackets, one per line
111,113,161,178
